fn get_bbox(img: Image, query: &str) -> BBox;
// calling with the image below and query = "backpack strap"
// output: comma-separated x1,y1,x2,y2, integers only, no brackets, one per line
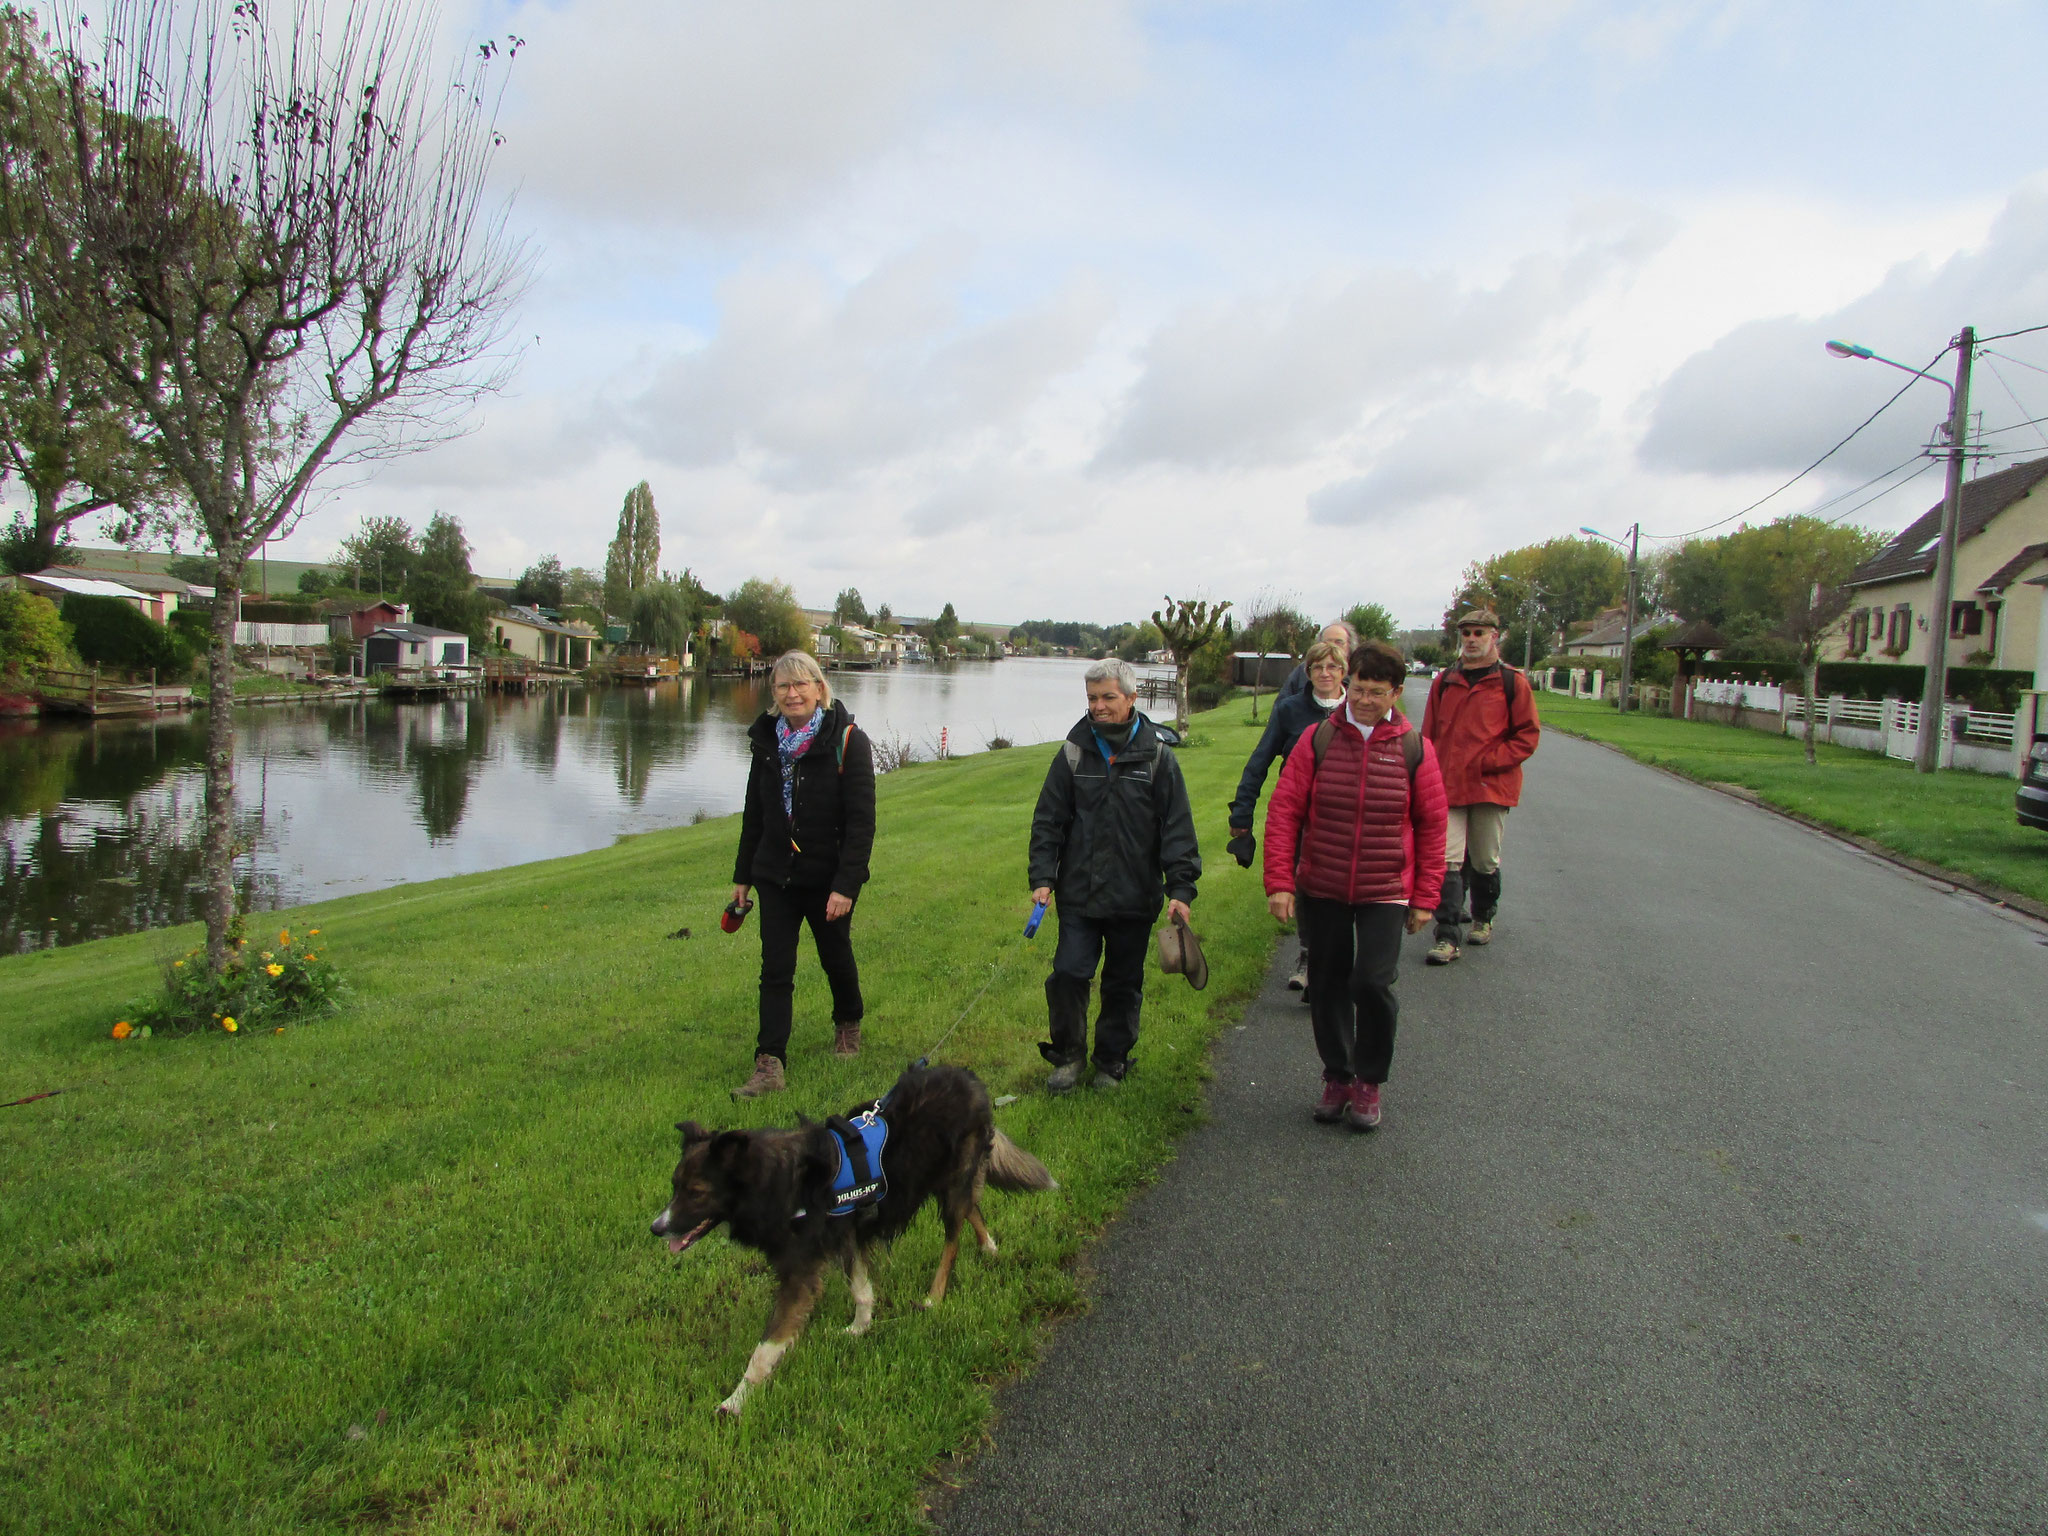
833,722,854,773
1401,724,1423,780
1312,713,1421,781
1308,715,1337,767
1062,740,1082,772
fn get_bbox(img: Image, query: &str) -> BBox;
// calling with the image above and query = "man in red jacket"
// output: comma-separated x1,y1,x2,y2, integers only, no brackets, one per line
1263,642,1447,1131
1420,608,1541,965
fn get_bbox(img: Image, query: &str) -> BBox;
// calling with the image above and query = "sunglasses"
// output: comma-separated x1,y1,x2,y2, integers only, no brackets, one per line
1458,628,1492,638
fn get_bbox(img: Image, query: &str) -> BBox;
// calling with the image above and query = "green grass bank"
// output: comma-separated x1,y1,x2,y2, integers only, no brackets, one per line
1539,691,2048,907
1,710,1282,1534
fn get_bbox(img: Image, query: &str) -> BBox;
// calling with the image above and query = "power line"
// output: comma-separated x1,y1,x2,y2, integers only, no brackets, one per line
1980,354,2048,450
1983,347,2048,378
1815,457,1940,527
1642,348,1945,542
1973,320,2048,344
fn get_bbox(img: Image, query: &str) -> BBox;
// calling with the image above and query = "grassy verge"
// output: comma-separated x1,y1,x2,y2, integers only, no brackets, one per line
189,669,333,702
1538,691,2048,906
1,710,1279,1534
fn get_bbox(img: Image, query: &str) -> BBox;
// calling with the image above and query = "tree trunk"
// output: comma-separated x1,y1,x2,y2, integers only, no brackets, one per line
24,484,64,572
1803,653,1819,767
203,549,245,971
1173,660,1190,735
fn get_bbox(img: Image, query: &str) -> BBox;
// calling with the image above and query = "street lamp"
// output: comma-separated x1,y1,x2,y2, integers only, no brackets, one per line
1825,330,1974,773
1580,523,1640,712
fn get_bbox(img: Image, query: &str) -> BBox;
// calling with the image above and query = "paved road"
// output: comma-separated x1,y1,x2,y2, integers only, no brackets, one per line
942,723,2048,1535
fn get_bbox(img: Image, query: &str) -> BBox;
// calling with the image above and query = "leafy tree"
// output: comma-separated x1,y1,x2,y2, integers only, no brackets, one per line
337,516,422,597
628,579,695,657
726,577,810,656
873,602,896,632
1116,620,1164,662
604,481,661,617
1447,537,1627,665
0,586,67,679
932,602,960,643
0,12,170,574
1343,602,1397,643
563,565,605,611
404,515,494,642
1663,516,1884,664
295,567,336,596
514,554,566,610
834,587,869,626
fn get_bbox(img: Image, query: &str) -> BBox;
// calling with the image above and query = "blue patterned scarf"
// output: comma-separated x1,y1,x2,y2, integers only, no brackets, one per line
775,710,825,819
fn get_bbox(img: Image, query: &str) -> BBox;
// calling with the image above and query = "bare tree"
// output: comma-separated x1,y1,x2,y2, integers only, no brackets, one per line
9,0,528,968
1150,595,1231,734
1782,578,1856,767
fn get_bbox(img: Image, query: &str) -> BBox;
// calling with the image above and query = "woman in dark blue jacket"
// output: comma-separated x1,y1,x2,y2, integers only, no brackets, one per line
1227,639,1348,992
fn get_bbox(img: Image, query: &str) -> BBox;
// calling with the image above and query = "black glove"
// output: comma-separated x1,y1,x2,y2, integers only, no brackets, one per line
1227,829,1255,868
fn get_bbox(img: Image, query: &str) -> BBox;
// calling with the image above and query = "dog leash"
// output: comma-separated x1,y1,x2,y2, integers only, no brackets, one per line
902,900,1048,1075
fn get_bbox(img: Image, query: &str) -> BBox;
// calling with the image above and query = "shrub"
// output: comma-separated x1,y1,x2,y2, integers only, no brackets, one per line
1189,682,1225,709
61,594,178,675
0,589,71,681
121,919,345,1037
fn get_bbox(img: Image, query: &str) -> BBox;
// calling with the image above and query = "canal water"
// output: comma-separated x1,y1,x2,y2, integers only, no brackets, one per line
0,658,1109,953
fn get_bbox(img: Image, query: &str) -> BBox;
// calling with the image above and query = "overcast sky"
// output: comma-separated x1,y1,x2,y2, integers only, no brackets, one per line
253,2,2048,623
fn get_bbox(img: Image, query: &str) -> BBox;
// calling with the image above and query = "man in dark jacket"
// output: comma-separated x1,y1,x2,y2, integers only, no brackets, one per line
1029,659,1201,1092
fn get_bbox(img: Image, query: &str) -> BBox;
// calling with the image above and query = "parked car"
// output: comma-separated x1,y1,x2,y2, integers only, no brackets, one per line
2019,724,2048,831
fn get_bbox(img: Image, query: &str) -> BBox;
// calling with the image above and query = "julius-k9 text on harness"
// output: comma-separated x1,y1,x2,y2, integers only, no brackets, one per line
824,1101,889,1216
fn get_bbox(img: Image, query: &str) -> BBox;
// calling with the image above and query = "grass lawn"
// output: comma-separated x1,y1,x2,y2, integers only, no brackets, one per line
1538,691,2048,906
188,670,332,702
1,708,1283,1534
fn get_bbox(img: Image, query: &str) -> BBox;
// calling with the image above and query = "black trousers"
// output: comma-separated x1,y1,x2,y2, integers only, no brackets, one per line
755,880,863,1062
1298,898,1405,1084
1041,907,1151,1070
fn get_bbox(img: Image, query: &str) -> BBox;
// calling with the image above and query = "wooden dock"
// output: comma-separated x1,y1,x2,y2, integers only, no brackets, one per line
481,658,578,693
34,666,181,718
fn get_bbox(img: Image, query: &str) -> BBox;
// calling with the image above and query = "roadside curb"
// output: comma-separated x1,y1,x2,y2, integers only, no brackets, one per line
1550,724,2048,927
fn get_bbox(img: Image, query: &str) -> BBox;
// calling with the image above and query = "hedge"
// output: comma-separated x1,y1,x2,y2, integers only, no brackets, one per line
59,594,180,676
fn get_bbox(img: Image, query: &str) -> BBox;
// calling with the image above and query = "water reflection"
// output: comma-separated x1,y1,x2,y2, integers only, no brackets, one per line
1,658,1096,951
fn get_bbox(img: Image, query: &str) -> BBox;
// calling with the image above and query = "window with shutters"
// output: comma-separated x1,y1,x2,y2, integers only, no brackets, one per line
1949,601,1983,637
1885,605,1911,655
1848,608,1870,656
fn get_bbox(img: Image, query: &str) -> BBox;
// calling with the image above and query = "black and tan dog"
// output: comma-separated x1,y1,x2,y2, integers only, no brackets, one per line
652,1064,1057,1415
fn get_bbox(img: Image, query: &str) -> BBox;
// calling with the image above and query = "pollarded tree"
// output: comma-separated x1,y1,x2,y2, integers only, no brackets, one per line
8,1,529,969
604,480,660,618
1151,595,1231,732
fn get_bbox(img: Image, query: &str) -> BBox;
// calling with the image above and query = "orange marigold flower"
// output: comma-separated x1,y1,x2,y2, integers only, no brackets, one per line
308,929,321,937
111,1020,133,1040
266,963,284,977
222,1016,238,1032
278,930,291,945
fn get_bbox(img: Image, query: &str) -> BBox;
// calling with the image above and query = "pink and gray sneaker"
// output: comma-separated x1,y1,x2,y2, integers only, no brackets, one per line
1345,1079,1382,1132
1312,1076,1350,1124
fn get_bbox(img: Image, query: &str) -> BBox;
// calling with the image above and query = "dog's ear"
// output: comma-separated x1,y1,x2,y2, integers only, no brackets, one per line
676,1120,712,1146
708,1130,752,1172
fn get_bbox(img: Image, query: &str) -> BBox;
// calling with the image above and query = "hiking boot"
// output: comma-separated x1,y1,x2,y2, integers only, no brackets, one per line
1344,1080,1382,1132
1467,921,1494,946
1312,1076,1350,1124
832,1023,862,1057
732,1052,785,1099
1091,1062,1126,1092
1426,940,1461,966
1286,960,1308,992
1045,1060,1084,1095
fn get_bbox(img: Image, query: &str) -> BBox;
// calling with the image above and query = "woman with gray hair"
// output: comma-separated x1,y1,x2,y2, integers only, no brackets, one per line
730,650,877,1098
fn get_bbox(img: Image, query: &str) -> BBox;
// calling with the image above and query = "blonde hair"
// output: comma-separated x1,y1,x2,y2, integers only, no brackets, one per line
768,650,832,713
1305,639,1347,672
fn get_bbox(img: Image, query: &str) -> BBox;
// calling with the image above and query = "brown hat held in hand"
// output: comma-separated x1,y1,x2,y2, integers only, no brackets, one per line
1455,608,1501,631
1156,911,1209,991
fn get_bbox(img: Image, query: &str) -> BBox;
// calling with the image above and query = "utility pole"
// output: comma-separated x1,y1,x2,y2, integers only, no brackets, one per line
1916,326,1974,774
1617,524,1640,712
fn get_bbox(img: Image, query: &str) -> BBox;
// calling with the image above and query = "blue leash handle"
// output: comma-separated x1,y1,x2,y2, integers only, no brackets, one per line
1023,900,1047,938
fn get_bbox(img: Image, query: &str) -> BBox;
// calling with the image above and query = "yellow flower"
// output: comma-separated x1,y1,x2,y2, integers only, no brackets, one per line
173,960,185,968
266,963,283,977
308,929,320,937
111,1020,133,1040
222,1017,238,1032
278,930,291,945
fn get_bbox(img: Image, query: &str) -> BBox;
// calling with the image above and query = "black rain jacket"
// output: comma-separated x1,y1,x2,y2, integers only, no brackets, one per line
1028,712,1201,921
734,699,876,897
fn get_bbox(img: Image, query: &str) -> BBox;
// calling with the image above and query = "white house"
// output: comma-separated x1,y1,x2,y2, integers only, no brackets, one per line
363,623,468,675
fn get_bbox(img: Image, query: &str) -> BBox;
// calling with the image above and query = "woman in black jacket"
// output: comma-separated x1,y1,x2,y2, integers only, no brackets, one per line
730,651,876,1098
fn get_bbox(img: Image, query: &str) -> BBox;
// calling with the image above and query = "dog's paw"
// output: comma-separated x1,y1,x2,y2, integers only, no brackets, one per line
979,1236,999,1257
844,1319,872,1337
716,1396,746,1417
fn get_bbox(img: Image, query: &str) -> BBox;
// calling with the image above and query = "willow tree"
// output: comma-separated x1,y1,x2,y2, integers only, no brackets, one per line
8,0,528,968
1151,595,1231,733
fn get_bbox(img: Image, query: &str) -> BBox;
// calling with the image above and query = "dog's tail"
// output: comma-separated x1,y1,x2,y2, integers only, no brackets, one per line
987,1130,1057,1192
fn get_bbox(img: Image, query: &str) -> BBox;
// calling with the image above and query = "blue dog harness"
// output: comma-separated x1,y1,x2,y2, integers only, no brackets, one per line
824,1100,889,1217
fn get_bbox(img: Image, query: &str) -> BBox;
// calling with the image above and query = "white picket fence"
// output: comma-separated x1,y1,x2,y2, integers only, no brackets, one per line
1686,680,2022,774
